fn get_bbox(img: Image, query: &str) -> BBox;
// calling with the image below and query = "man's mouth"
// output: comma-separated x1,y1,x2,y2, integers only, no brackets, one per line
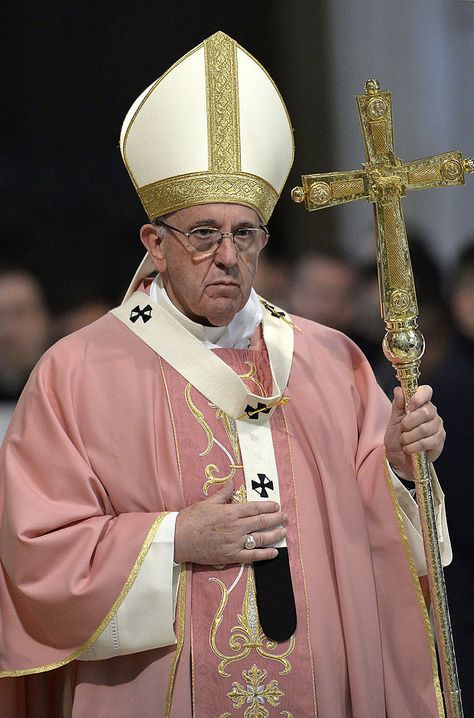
207,280,239,287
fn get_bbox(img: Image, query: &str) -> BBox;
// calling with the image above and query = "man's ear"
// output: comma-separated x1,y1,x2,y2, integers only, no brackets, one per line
140,223,166,272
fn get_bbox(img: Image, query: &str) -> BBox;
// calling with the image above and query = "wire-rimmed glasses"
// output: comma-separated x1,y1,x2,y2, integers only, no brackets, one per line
154,219,269,255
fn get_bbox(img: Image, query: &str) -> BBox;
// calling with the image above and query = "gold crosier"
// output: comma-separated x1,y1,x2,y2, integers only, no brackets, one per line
292,79,473,718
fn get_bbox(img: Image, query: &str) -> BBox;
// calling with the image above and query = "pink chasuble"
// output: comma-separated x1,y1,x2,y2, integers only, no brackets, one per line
160,344,317,718
0,308,445,717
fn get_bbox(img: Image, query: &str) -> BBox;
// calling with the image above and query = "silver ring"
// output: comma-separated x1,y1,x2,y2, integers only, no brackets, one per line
244,533,257,550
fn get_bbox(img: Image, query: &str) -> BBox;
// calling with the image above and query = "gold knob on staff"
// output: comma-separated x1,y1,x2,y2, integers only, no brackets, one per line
463,157,474,174
291,186,306,203
365,78,380,95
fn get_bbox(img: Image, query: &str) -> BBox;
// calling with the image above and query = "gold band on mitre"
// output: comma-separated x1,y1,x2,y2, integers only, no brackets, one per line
139,171,279,224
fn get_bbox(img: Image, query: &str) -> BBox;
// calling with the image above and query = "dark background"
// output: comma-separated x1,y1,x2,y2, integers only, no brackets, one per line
2,1,336,313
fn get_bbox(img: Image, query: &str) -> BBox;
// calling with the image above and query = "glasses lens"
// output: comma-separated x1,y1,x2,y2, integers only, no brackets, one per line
187,226,266,254
188,227,222,252
233,228,260,251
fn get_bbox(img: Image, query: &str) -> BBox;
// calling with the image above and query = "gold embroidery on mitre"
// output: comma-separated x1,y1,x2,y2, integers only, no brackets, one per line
205,31,240,174
139,171,278,224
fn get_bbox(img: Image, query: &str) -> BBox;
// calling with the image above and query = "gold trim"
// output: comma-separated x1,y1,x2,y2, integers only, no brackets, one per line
282,408,318,716
383,460,445,717
205,31,241,174
239,360,267,397
138,171,278,224
226,663,284,717
159,356,184,492
191,614,197,718
1,513,168,677
184,382,242,495
164,566,188,718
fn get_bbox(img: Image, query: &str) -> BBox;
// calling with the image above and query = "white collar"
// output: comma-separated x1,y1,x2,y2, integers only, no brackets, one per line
150,275,262,349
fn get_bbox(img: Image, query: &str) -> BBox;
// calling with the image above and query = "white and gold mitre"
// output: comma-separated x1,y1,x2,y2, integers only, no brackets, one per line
120,31,294,224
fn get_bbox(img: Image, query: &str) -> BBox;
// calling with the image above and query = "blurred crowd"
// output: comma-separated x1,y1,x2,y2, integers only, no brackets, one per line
1,228,473,707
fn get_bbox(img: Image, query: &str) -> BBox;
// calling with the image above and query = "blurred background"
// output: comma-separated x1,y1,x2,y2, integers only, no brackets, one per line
2,0,474,708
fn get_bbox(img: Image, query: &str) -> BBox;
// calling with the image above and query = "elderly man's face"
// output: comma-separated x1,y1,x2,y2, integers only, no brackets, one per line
141,203,266,326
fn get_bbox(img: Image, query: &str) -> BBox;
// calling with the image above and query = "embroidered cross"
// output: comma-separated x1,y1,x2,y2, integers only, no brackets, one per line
244,402,272,420
252,473,274,498
260,299,286,319
260,299,301,332
129,304,152,323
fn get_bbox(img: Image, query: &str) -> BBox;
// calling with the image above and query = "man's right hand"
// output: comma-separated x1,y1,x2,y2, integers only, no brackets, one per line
174,480,287,565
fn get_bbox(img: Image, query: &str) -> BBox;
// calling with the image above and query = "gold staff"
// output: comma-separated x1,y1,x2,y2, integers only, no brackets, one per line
291,79,473,718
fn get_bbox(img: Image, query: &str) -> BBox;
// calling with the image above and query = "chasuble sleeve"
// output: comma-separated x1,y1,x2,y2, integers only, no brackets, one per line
0,332,179,673
77,513,181,660
389,466,452,575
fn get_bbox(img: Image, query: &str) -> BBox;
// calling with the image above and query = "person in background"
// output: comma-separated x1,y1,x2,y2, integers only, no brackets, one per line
286,249,358,333
252,252,289,307
450,241,474,347
53,293,114,339
0,266,51,402
0,267,52,442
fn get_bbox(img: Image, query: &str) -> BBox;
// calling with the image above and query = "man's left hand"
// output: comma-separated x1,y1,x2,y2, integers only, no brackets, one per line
384,385,445,481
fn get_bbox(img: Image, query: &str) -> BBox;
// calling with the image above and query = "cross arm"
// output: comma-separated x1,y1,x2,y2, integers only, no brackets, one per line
291,150,473,213
290,168,369,211
405,151,469,191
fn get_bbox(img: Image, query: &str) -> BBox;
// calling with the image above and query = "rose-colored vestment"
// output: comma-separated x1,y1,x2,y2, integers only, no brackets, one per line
0,310,443,717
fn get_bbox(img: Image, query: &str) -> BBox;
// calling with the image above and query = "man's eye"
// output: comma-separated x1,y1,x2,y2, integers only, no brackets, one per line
234,228,253,238
193,227,216,238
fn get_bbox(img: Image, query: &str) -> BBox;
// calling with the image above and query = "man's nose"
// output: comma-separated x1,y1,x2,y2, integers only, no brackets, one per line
214,233,238,266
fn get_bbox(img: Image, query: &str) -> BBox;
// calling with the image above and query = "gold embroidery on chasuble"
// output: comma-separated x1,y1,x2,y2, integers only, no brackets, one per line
161,350,316,717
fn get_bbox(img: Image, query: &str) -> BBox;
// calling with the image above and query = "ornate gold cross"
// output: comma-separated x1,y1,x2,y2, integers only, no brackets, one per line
292,79,473,328
292,79,473,718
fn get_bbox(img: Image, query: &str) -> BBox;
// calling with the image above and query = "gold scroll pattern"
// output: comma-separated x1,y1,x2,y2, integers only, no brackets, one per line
184,362,266,495
210,566,295,679
213,568,295,718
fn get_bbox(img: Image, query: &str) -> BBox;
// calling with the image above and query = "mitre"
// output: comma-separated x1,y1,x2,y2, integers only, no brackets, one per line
120,30,294,296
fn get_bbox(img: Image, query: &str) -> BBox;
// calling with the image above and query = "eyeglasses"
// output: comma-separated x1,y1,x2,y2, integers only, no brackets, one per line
154,219,269,255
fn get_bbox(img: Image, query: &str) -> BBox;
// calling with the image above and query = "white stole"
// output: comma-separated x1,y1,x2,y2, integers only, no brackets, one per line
112,291,296,548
